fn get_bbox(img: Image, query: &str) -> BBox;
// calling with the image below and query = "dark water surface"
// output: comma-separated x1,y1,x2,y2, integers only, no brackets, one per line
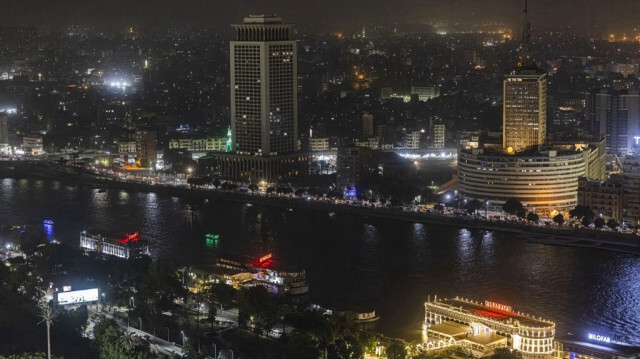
1,178,639,344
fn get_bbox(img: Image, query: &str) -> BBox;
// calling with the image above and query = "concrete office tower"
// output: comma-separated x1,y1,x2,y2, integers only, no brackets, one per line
586,89,640,156
502,0,547,153
230,15,298,156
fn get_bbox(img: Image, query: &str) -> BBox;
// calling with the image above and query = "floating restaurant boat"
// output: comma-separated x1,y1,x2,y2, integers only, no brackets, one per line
79,230,150,259
422,295,555,358
185,253,308,296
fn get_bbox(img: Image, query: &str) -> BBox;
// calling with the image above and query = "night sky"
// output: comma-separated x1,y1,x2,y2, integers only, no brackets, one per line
1,0,639,31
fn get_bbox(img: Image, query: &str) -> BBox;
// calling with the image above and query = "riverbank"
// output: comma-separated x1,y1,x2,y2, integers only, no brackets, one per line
2,159,640,256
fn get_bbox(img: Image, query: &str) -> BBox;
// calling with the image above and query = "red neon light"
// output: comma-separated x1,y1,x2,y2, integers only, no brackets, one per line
116,232,140,244
258,253,272,263
474,310,508,320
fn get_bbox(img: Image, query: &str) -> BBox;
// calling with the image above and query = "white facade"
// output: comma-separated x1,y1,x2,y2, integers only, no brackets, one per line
411,86,440,102
405,131,421,149
432,124,445,149
168,137,227,152
117,141,137,154
309,137,330,151
424,297,555,359
79,232,149,259
458,148,589,215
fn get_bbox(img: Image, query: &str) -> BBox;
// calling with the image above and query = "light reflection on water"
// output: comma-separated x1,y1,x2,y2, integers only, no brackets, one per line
0,178,639,344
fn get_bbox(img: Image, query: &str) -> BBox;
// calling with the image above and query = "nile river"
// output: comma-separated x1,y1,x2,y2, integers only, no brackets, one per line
1,178,639,344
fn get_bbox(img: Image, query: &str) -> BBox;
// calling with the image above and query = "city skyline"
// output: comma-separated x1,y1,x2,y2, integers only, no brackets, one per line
1,0,640,32
1,1,640,358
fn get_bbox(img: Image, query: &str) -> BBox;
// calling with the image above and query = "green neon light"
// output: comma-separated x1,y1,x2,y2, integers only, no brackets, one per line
225,127,232,152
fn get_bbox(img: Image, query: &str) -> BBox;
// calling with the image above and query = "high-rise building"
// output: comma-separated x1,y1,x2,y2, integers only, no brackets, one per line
135,129,157,169
585,89,640,156
503,69,547,152
621,156,640,226
200,15,308,182
362,114,374,138
336,146,371,191
502,0,547,153
230,15,298,156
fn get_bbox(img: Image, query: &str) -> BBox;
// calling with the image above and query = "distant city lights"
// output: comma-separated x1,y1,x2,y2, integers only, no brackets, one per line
398,152,456,160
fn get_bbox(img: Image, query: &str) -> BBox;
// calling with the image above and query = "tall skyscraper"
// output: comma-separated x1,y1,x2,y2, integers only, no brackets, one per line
502,0,547,153
586,89,640,156
200,15,308,181
230,15,298,156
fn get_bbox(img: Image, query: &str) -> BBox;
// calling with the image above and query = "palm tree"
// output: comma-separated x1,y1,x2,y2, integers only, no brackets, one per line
38,305,57,359
119,332,137,351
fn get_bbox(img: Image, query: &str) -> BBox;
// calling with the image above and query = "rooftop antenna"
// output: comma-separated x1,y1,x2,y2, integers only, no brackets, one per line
518,0,532,67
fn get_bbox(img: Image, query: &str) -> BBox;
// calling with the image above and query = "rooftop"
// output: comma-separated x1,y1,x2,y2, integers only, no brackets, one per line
460,332,507,346
428,321,470,337
243,15,284,24
430,297,554,329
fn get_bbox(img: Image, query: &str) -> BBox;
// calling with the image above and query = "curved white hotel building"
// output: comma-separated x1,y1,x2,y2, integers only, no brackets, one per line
424,296,555,359
457,144,605,216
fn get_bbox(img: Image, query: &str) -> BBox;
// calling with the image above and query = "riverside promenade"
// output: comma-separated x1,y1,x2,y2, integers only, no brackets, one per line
2,159,640,255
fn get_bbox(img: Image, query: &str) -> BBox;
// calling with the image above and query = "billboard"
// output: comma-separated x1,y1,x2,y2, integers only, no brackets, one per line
56,288,99,305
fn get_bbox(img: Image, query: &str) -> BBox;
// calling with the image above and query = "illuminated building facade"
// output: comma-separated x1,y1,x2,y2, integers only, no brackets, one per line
585,89,640,156
503,69,547,152
424,296,555,359
458,142,605,216
577,177,624,222
502,0,547,153
621,156,640,225
309,137,330,151
79,230,149,259
230,15,298,156
184,255,308,296
135,129,157,168
199,152,308,181
202,15,305,181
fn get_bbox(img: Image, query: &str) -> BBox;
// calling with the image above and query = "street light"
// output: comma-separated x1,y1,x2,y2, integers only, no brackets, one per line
181,330,185,346
130,296,135,307
138,317,142,331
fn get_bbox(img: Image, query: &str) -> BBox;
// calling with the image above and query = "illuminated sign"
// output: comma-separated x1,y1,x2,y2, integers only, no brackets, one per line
116,232,140,244
484,300,513,313
588,333,611,343
258,253,273,263
634,136,640,147
63,286,72,292
205,234,219,248
56,288,99,305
